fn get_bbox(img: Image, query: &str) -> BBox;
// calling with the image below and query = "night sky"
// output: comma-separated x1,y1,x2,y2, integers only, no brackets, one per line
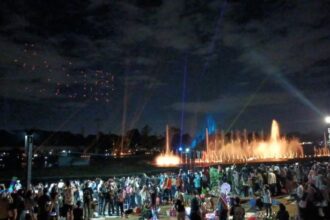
0,0,329,135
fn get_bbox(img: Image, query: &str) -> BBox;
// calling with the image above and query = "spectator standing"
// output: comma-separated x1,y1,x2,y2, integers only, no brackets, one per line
149,184,157,209
175,193,185,220
262,185,272,217
176,175,183,193
140,185,149,205
217,194,228,220
276,203,289,220
24,190,36,220
109,181,117,215
98,182,106,215
190,191,201,220
8,195,17,220
63,181,75,220
73,201,83,220
50,185,59,218
13,189,25,220
83,182,93,219
0,194,9,220
37,188,51,220
268,169,277,196
230,197,245,220
116,188,125,217
162,176,172,203
193,173,202,194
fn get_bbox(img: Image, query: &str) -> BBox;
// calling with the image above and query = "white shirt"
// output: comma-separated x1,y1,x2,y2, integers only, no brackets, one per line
267,172,276,185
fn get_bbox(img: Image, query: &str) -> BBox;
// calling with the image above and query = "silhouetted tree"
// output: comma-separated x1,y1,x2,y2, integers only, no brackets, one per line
126,129,141,149
141,125,151,147
141,125,151,137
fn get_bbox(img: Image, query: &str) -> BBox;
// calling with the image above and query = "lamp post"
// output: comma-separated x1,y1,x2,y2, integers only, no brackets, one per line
325,116,330,148
186,147,193,170
25,131,33,190
178,147,183,166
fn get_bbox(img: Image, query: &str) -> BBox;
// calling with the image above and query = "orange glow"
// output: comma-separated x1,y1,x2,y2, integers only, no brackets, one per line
155,153,180,167
201,120,304,163
155,125,180,167
155,120,328,167
314,146,330,157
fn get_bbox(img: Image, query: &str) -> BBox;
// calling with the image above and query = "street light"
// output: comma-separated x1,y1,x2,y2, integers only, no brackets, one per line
325,116,330,148
25,130,33,190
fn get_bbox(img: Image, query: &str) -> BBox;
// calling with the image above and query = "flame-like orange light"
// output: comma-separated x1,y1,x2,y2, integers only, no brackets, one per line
201,120,304,163
155,125,180,167
155,153,180,167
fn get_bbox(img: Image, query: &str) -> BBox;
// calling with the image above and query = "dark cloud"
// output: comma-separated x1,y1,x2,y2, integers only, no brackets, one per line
170,91,306,113
0,0,329,134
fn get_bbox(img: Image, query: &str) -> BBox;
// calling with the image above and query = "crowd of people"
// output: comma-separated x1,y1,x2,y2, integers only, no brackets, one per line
0,160,329,220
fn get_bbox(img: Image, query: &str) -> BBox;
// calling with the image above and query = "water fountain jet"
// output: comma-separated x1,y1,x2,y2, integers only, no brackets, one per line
155,119,329,167
155,125,180,166
202,120,304,163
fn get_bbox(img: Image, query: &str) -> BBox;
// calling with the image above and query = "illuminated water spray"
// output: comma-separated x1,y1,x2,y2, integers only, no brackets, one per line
156,120,309,167
165,125,170,154
155,125,180,166
201,120,304,163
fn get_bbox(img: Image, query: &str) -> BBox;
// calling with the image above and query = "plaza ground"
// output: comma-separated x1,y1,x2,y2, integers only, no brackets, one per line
90,195,298,220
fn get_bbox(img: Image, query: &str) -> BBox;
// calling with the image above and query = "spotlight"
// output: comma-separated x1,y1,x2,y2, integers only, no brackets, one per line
325,116,330,124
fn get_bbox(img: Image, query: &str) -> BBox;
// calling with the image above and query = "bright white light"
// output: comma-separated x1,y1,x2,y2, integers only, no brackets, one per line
185,148,190,153
325,116,330,124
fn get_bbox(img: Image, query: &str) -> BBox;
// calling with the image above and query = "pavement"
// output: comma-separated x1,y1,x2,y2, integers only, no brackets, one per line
90,196,298,220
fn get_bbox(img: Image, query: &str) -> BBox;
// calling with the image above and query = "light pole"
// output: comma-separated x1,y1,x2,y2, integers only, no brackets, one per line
325,116,330,148
179,147,183,165
25,131,33,190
